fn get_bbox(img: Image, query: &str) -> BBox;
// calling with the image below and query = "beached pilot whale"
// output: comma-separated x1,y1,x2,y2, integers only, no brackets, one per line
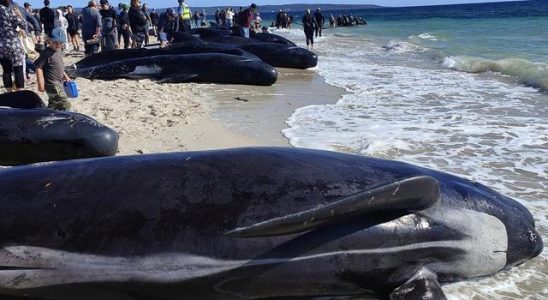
0,92,118,165
0,90,45,109
185,28,318,69
68,39,259,72
70,53,278,86
0,147,541,299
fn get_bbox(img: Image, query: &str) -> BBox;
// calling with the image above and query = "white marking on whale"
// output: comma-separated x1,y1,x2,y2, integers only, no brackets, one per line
128,65,162,76
0,209,506,291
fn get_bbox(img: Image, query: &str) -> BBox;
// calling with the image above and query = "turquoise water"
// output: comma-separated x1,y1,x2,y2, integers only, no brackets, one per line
275,1,547,299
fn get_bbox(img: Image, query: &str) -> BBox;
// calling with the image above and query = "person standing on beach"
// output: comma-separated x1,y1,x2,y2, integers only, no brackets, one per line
34,27,72,111
81,1,101,57
128,0,147,48
53,9,69,51
302,9,318,50
0,0,26,92
118,4,131,49
21,2,41,44
239,3,257,38
177,0,191,33
65,5,80,51
99,0,118,51
39,0,55,39
141,3,151,45
149,8,158,35
313,8,324,37
224,7,234,29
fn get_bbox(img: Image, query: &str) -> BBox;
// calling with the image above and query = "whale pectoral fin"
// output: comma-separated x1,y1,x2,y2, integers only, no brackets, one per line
224,176,440,237
157,73,198,83
390,268,447,300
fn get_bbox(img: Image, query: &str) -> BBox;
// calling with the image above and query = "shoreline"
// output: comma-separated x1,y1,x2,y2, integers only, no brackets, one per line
65,51,344,154
0,25,345,156
1,44,344,157
198,67,344,147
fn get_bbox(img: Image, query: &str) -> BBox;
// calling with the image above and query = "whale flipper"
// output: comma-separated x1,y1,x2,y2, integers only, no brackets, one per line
390,268,447,300
225,176,440,237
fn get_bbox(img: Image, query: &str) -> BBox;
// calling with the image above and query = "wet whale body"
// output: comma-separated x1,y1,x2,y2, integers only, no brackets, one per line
0,147,541,299
188,29,318,69
71,53,278,86
69,40,259,71
0,92,118,165
0,90,45,109
251,32,297,46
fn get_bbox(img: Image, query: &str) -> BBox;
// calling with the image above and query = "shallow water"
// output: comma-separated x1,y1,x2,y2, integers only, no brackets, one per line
273,1,547,298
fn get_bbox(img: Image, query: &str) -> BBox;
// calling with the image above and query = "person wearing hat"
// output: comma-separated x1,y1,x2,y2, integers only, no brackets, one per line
117,3,131,49
158,7,177,47
19,1,41,42
99,0,118,51
34,27,72,111
239,3,257,38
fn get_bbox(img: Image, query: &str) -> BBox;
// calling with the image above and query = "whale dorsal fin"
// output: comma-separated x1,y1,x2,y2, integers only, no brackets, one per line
224,176,440,238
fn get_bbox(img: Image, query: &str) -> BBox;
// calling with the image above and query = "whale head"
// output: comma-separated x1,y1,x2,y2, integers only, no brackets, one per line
451,179,543,268
503,199,543,267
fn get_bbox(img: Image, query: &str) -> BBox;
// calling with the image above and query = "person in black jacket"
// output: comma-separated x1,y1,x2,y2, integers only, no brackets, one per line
65,5,80,51
118,3,130,49
39,0,54,37
128,0,147,48
301,9,318,50
99,0,118,51
313,8,324,37
158,8,177,47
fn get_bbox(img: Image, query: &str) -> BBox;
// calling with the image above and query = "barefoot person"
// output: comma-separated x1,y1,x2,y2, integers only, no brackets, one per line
302,9,318,50
65,5,80,51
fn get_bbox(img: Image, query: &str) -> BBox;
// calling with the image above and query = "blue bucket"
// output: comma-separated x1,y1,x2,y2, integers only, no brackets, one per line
63,81,78,99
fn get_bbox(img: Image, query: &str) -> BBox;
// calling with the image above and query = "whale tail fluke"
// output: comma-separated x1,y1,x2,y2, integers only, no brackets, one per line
224,176,440,238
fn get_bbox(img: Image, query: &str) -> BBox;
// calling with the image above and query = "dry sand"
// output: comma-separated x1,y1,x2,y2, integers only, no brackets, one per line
3,48,344,156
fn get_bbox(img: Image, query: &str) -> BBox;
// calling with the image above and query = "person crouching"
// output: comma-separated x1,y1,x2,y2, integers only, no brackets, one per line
34,28,72,111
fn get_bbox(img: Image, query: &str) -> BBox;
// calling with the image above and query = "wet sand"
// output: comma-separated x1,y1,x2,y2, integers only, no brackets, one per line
1,50,344,155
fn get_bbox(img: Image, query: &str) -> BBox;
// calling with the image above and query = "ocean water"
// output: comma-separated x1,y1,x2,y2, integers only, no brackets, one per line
273,1,547,299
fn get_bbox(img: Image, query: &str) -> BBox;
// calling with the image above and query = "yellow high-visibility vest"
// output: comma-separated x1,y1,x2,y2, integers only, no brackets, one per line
180,4,191,20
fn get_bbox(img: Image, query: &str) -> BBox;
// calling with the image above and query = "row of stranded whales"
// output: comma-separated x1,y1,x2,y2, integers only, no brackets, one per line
68,53,278,85
0,91,118,165
67,31,315,84
186,29,318,69
0,147,540,299
69,39,260,70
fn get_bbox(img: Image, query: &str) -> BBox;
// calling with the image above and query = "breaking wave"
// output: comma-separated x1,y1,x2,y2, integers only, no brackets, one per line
443,56,548,92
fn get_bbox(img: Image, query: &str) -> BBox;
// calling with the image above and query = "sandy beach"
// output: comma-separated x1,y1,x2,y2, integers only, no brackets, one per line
1,49,343,156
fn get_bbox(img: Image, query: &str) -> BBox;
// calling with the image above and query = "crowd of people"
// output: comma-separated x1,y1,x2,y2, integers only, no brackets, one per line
329,13,367,27
0,0,269,110
0,0,367,111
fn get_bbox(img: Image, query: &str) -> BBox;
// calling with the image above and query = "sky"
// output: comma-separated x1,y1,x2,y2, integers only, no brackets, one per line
21,0,521,9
